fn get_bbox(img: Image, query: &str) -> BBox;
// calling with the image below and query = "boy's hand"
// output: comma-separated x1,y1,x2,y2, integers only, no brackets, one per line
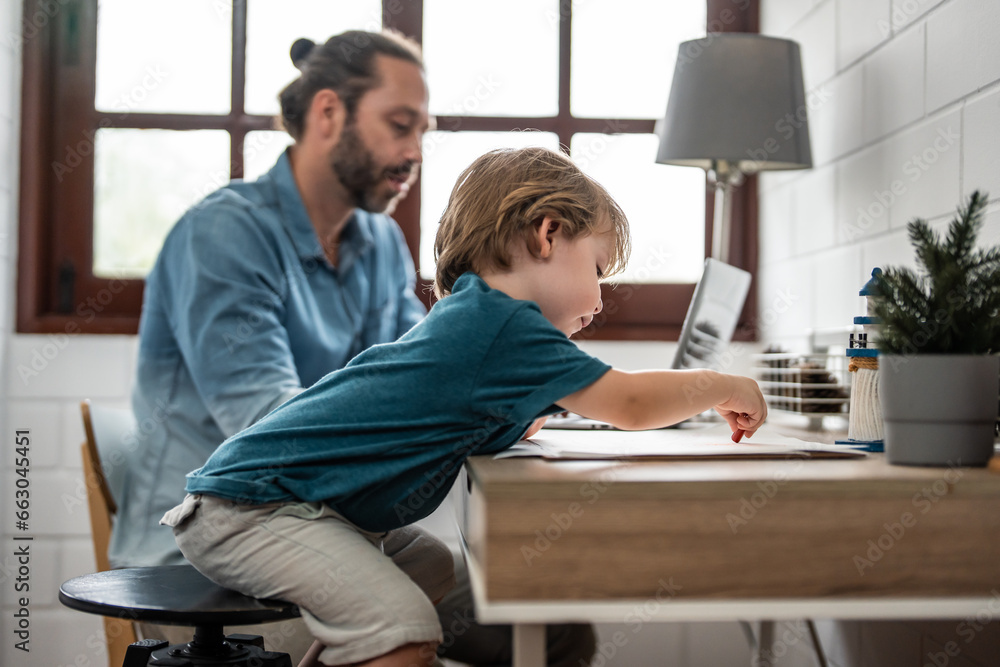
523,416,548,439
714,374,767,438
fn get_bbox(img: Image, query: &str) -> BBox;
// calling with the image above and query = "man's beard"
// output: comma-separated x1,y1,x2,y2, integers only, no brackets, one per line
330,121,410,213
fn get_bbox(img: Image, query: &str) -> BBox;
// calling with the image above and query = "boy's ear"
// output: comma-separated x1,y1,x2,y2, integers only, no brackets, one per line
528,216,561,259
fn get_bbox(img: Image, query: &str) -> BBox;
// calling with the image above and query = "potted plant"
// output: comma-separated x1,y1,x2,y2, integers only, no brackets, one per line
873,190,1000,466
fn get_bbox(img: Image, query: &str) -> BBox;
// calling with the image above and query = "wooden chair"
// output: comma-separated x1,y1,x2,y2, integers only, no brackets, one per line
80,399,140,667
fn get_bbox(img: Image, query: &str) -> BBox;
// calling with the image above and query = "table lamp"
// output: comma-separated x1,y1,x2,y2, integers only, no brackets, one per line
656,34,813,264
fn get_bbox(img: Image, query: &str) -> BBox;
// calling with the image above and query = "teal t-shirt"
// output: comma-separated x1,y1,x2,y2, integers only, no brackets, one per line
185,272,610,531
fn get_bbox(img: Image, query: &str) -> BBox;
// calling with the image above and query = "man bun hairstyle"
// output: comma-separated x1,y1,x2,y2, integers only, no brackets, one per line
289,37,316,71
433,146,631,298
278,30,423,141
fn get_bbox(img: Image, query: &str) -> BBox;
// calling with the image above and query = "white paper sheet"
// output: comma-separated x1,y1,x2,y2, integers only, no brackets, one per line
496,424,866,460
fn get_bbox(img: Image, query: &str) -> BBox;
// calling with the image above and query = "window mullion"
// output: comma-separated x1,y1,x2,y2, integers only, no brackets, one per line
230,0,248,179
52,0,99,315
555,0,573,151
384,0,423,42
381,0,424,279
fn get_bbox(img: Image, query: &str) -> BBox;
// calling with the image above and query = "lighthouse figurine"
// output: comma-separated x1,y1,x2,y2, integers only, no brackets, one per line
835,268,885,451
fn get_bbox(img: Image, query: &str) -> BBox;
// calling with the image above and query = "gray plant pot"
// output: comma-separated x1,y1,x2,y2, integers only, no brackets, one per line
880,354,1000,466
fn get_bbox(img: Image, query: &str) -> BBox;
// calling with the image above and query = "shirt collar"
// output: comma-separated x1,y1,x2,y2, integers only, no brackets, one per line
268,148,375,268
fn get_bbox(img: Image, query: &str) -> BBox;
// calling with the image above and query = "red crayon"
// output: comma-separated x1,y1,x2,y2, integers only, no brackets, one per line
732,429,745,443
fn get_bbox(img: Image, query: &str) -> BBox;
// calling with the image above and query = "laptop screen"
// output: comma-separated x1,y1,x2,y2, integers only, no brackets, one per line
671,258,752,370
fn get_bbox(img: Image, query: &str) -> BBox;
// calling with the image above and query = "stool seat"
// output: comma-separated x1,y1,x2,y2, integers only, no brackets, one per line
59,565,300,627
59,565,299,625
60,566,300,666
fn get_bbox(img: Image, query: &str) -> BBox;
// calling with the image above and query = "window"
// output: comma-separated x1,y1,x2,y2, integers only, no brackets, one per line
17,0,759,339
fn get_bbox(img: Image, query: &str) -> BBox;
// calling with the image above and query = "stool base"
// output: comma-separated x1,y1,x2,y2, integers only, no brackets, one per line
124,630,291,667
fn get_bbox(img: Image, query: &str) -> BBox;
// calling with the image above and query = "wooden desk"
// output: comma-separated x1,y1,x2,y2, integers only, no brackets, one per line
457,443,1000,666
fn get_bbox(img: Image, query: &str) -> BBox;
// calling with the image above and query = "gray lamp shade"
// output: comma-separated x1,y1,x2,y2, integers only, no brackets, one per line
656,34,812,172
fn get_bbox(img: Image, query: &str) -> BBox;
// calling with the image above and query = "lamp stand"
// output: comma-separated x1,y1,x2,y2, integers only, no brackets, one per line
708,160,744,265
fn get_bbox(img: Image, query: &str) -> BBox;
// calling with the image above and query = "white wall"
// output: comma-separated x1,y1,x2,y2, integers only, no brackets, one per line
759,1,1000,666
759,0,1000,352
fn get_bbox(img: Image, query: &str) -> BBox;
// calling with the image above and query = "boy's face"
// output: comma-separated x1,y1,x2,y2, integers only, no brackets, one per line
533,224,613,337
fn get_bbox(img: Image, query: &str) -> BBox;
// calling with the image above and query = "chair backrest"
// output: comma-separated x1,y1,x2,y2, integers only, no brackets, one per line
79,399,139,665
81,400,138,517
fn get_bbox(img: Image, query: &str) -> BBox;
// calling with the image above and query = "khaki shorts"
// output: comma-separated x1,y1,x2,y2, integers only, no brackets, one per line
162,494,453,665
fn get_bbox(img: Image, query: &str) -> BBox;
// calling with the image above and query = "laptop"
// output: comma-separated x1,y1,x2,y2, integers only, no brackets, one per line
546,258,752,430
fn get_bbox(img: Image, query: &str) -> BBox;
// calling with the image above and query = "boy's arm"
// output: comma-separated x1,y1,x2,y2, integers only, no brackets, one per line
556,369,767,434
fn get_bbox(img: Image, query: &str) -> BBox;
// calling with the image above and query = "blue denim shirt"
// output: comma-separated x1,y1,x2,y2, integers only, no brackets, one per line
110,149,426,567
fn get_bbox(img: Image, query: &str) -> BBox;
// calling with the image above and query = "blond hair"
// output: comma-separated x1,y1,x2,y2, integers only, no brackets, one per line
433,146,630,297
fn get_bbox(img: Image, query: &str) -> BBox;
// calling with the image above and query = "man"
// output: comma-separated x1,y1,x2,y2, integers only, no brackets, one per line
114,30,595,666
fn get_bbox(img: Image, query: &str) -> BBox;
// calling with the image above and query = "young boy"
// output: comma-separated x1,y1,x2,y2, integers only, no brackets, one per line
162,146,766,667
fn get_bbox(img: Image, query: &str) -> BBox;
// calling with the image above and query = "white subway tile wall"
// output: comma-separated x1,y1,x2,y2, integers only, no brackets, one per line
835,142,893,243
836,0,893,69
792,164,837,255
761,0,820,38
760,180,797,263
788,0,837,90
963,87,1000,198
890,0,946,33
925,0,1000,113
827,63,866,161
883,109,962,229
757,256,815,346
861,23,925,142
760,0,1000,664
6,335,137,399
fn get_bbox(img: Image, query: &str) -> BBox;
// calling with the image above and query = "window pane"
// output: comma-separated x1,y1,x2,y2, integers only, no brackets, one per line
96,0,231,114
424,0,558,117
244,131,295,182
94,129,231,278
245,1,383,116
571,0,706,119
419,131,560,277
571,134,704,283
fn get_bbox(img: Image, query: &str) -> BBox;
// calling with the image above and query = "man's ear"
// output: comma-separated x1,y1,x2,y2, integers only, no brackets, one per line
529,216,562,259
307,89,347,144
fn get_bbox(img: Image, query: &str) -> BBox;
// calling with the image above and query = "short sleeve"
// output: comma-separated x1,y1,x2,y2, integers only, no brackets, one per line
472,303,610,424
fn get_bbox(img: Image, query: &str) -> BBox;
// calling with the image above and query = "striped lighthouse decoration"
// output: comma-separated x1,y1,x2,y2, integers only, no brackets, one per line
837,268,885,451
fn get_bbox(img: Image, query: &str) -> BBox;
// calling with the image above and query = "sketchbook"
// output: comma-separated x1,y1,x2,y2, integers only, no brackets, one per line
496,424,867,460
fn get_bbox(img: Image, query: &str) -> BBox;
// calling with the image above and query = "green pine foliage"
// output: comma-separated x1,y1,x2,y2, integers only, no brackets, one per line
872,190,1000,355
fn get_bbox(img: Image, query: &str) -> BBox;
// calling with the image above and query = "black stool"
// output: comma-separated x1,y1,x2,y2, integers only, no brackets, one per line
59,565,301,667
